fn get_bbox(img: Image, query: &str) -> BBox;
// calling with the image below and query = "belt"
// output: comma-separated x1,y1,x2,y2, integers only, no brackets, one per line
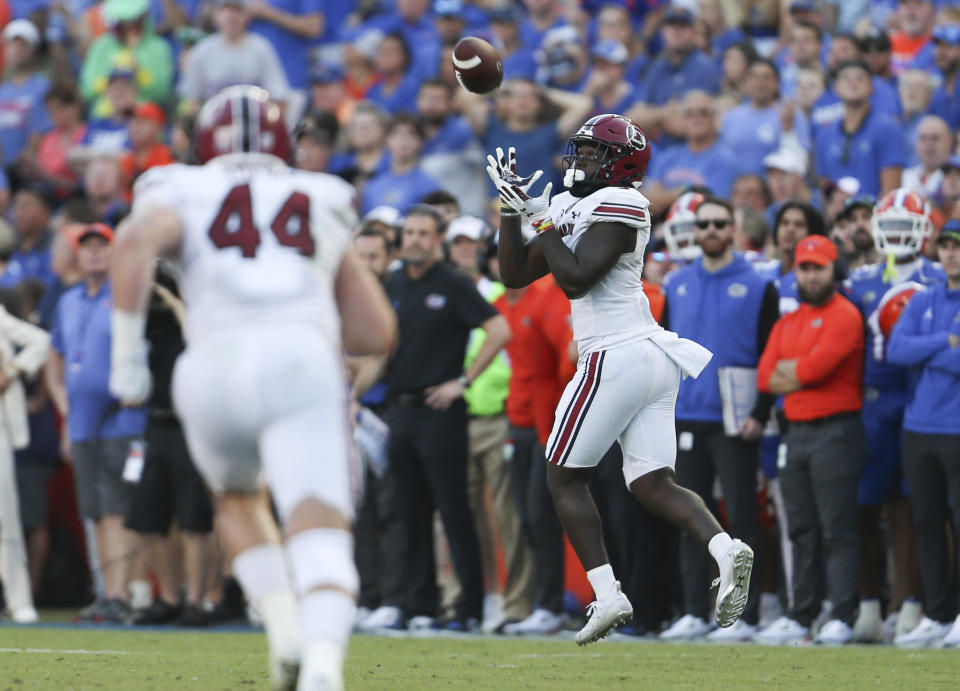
791,410,860,427
390,392,426,408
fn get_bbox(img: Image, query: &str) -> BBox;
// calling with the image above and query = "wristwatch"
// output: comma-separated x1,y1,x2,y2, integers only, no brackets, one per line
457,374,471,389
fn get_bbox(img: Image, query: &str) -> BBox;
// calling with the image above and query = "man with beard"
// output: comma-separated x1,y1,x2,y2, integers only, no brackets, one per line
658,197,779,642
382,204,511,631
843,188,944,643
756,235,866,646
833,195,877,272
929,24,960,130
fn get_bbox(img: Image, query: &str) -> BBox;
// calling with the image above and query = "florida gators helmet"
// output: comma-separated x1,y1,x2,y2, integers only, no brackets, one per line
561,114,650,197
876,282,921,338
872,189,931,260
662,191,705,262
194,85,292,164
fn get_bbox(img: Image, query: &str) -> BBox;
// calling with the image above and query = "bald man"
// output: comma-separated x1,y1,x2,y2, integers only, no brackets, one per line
902,115,954,199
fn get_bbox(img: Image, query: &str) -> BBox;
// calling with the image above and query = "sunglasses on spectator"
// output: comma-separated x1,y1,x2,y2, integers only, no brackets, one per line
695,219,730,229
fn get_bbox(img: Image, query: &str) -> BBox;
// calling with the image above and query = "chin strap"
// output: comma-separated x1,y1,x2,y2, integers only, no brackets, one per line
882,252,897,284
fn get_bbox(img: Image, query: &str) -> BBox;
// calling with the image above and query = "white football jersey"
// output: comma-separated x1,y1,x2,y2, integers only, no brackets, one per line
547,186,660,354
132,153,357,343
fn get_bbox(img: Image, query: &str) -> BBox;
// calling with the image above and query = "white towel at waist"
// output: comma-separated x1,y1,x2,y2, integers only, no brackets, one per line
649,330,713,379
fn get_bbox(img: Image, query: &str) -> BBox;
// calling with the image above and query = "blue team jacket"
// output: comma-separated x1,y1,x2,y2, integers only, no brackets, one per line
664,253,773,422
887,283,960,436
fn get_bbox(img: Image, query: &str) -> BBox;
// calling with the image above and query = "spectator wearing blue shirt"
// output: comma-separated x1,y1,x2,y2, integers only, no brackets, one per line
328,102,391,186
929,23,960,130
366,0,442,83
0,20,51,169
886,222,960,648
627,6,720,142
489,4,537,80
898,69,936,170
366,32,422,116
518,0,568,53
0,186,57,290
643,90,739,209
416,80,487,217
778,20,824,99
362,113,442,215
720,58,811,176
813,60,905,199
47,224,147,623
75,65,138,157
534,25,589,92
861,28,896,89
464,77,592,199
247,0,323,124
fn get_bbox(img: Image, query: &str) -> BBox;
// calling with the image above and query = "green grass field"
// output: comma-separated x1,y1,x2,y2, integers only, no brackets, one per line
1,626,959,689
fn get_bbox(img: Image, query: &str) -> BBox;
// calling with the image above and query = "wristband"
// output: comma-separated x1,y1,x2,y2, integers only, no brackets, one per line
535,220,555,235
111,310,148,364
458,374,471,389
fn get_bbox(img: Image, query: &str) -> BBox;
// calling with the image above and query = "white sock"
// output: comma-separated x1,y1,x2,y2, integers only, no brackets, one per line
708,532,734,566
300,589,355,651
586,564,617,600
233,543,300,661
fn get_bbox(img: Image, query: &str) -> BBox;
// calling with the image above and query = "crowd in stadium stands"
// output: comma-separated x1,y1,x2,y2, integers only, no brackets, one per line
0,0,959,650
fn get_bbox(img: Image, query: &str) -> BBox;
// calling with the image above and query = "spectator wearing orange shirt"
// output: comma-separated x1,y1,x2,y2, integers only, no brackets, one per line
494,276,566,635
119,102,172,194
33,83,87,198
756,235,866,646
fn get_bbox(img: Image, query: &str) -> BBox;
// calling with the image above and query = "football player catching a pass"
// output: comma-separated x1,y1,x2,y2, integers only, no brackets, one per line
108,86,396,690
487,114,755,644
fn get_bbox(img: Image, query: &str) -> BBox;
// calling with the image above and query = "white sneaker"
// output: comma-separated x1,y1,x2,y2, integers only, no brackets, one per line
940,614,960,648
659,614,712,641
357,605,403,631
574,581,633,646
893,616,949,648
502,608,566,635
897,600,923,638
353,606,371,630
754,616,809,645
852,600,883,643
706,618,756,643
714,539,754,628
296,640,343,691
408,615,436,632
482,593,505,634
815,619,853,645
811,600,832,638
11,607,38,624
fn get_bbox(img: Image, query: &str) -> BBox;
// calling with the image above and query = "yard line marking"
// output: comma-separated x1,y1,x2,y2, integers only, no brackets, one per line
0,647,130,655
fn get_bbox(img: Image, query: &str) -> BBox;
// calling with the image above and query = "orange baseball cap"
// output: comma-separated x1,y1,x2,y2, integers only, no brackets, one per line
794,235,838,267
74,223,115,249
133,101,165,126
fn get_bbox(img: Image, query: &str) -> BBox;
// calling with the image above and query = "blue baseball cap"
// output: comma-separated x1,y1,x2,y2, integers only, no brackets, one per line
933,24,960,46
663,6,694,25
942,154,960,173
310,62,344,84
936,219,960,245
789,0,817,13
489,4,523,23
591,40,628,65
433,0,463,17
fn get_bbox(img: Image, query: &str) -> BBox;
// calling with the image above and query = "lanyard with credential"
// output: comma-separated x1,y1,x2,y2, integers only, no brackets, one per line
70,290,103,374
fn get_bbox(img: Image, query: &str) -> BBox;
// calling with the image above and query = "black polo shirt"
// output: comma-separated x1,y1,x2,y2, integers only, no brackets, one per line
384,261,497,395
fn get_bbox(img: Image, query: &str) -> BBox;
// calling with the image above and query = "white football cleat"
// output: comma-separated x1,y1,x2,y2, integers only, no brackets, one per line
356,605,403,632
714,539,754,628
706,618,755,643
502,608,566,635
296,640,343,691
893,616,949,649
815,619,853,645
11,607,38,624
753,616,809,645
482,593,506,634
659,614,712,641
852,600,883,643
896,600,923,638
574,581,633,646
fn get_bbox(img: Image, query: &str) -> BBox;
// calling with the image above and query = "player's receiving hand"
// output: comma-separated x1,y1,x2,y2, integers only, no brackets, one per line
738,416,764,441
485,147,552,229
424,379,465,410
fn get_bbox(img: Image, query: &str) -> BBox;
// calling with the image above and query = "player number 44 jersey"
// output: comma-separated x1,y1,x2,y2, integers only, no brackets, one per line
547,186,660,353
131,153,358,342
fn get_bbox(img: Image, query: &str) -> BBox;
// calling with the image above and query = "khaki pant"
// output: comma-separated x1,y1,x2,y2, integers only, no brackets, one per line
437,415,533,621
0,422,34,615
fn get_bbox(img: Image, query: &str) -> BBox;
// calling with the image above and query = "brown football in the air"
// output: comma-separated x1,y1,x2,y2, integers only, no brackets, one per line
452,37,503,95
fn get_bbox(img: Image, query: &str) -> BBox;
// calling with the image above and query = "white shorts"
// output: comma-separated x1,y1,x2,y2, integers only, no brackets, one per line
172,324,359,522
545,338,681,487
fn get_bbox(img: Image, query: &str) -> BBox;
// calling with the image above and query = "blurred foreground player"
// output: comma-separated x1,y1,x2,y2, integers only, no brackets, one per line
107,86,397,690
488,114,755,645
